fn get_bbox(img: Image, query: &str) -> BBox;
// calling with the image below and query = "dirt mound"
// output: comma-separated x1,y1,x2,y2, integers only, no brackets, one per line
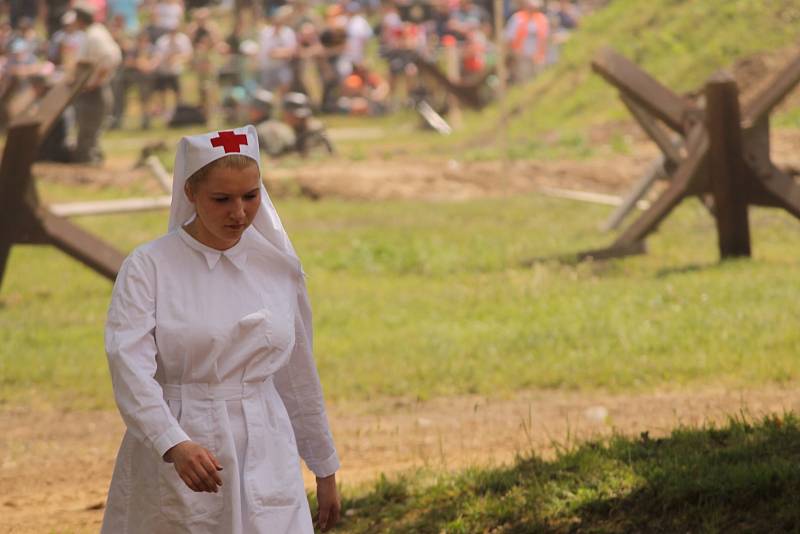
33,160,164,193
268,155,653,202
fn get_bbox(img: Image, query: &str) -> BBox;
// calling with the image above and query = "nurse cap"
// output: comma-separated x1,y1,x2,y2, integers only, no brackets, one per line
173,124,261,185
168,125,300,270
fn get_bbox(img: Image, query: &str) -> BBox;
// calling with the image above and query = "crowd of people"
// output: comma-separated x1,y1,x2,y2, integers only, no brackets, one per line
0,0,582,163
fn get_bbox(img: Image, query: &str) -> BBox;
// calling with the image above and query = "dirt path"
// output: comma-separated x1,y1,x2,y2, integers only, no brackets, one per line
2,386,799,533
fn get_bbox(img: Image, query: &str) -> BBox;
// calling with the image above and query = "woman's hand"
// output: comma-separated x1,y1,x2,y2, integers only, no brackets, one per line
315,473,340,531
163,441,223,493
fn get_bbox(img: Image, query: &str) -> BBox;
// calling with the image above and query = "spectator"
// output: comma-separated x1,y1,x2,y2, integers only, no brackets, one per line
8,17,42,69
258,5,296,94
337,63,389,115
548,0,580,63
186,7,222,115
153,25,193,119
504,0,549,82
293,21,324,96
131,29,159,128
318,4,347,112
71,1,122,163
108,13,137,128
461,26,488,80
343,1,373,73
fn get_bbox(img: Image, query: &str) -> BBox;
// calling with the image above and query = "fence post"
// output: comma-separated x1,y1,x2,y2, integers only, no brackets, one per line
705,72,751,258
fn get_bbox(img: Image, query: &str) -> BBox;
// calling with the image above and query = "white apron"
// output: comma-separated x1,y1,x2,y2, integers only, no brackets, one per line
101,226,339,533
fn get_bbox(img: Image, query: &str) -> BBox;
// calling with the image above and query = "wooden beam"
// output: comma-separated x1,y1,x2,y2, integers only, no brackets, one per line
753,163,800,220
601,155,666,231
0,121,39,200
742,51,800,128
0,241,10,287
143,155,172,193
406,50,492,110
612,124,708,247
620,94,684,165
592,48,700,133
37,209,125,281
49,195,172,217
575,240,646,262
15,62,94,141
705,72,751,258
0,121,39,286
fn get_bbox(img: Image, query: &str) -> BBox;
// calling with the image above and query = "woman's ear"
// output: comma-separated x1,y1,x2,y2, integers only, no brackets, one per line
184,181,195,203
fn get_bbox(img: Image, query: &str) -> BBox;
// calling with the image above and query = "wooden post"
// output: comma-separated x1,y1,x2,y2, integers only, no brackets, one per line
705,72,751,258
0,242,11,286
570,48,800,263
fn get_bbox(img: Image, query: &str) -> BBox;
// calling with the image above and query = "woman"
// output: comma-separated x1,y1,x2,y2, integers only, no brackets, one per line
102,125,340,533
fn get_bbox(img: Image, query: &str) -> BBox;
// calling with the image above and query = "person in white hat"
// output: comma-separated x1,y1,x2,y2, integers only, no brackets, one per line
101,125,340,533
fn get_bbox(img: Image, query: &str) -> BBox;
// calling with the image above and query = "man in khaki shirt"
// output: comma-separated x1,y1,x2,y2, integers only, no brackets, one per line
72,2,121,164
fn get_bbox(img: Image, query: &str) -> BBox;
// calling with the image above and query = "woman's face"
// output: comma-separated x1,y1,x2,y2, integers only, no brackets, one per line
185,162,261,250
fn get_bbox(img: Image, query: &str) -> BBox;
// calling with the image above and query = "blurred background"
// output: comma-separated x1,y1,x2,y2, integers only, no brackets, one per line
2,0,800,532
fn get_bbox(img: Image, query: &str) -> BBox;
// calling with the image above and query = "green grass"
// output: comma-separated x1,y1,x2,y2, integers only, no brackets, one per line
2,180,800,409
333,413,800,533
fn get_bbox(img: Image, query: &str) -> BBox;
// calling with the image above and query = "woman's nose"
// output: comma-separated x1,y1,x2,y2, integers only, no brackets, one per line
230,199,246,219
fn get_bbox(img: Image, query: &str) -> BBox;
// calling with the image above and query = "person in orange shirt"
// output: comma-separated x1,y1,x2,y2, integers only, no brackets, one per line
337,63,389,115
504,0,549,83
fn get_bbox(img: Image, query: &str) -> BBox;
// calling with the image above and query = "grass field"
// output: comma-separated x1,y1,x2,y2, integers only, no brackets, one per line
3,178,800,410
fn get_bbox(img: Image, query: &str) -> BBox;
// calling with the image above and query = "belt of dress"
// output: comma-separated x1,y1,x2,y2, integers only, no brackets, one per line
162,379,275,402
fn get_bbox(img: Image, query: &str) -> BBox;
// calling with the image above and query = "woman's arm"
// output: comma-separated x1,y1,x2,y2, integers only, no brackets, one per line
105,251,190,458
274,276,341,528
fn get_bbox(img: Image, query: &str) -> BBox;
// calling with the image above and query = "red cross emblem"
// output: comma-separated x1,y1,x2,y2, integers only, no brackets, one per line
210,130,249,153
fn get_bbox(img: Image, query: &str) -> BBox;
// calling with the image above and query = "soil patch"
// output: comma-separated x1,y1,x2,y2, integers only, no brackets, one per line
2,386,799,533
29,127,800,205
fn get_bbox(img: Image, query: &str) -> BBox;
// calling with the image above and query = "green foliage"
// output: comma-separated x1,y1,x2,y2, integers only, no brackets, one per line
338,414,800,532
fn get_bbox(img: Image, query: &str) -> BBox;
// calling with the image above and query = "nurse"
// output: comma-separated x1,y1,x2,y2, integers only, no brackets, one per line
102,125,340,533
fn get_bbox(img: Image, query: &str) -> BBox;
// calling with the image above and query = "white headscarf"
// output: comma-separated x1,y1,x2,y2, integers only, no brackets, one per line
168,124,300,272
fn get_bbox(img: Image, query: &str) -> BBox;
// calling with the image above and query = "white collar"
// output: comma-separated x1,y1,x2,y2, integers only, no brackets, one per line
177,226,250,271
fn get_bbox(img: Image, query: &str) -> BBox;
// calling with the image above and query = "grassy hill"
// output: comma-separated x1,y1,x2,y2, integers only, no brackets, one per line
448,0,800,160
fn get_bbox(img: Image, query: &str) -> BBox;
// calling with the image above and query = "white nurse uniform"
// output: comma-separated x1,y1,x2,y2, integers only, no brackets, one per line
101,126,339,533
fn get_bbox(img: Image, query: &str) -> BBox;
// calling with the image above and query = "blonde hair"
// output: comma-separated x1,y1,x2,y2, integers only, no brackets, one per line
185,155,258,192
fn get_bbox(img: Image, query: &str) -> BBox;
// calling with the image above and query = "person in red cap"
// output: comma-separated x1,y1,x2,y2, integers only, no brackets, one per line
102,125,341,533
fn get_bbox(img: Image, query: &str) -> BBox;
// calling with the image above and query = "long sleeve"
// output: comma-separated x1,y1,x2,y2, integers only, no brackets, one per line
105,250,189,458
275,276,340,478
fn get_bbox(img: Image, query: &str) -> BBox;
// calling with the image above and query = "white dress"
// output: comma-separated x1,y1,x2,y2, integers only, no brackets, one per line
101,225,339,534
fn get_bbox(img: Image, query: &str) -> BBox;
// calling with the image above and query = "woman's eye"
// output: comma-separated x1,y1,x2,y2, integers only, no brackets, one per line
244,194,258,200
212,197,228,203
